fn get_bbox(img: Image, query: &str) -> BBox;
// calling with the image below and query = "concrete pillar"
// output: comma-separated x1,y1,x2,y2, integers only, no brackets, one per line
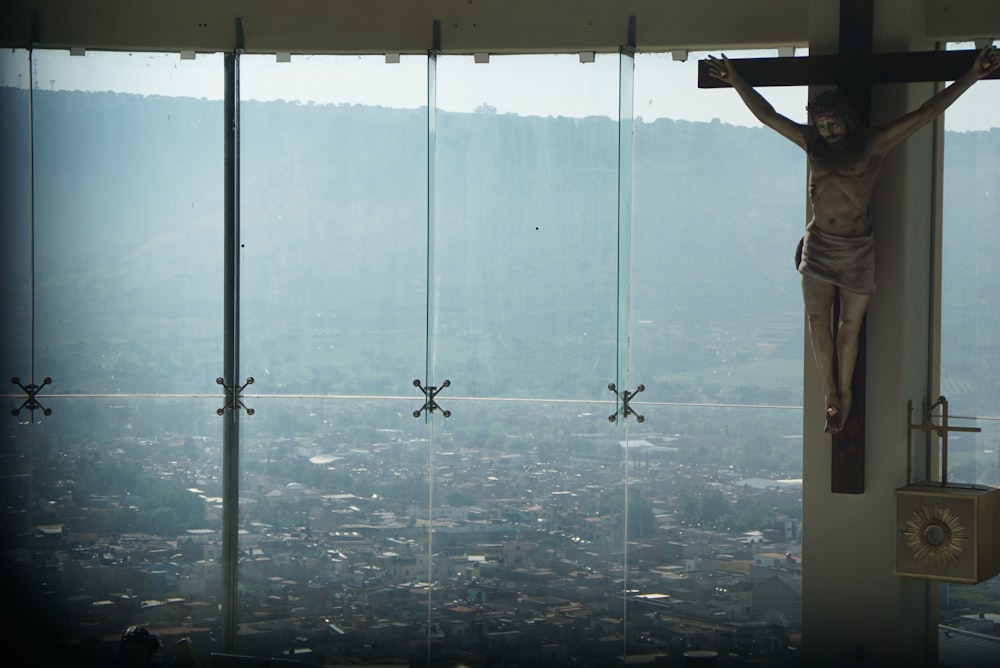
802,1,939,666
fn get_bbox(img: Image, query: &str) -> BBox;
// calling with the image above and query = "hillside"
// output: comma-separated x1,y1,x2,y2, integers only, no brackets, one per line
1,88,996,415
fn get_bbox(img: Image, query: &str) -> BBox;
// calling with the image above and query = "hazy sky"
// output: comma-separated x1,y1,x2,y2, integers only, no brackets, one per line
2,44,997,131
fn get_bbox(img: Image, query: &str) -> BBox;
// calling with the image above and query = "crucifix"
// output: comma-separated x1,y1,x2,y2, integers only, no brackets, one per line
697,0,999,494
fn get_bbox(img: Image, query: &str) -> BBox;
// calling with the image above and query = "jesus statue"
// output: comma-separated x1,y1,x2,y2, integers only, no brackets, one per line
707,45,1000,434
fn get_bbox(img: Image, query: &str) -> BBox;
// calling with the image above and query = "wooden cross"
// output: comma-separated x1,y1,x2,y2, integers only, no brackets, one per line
697,0,997,494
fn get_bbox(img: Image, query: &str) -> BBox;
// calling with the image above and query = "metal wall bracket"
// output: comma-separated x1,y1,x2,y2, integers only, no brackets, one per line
608,382,644,423
907,396,980,486
217,376,255,416
413,379,451,418
11,376,52,417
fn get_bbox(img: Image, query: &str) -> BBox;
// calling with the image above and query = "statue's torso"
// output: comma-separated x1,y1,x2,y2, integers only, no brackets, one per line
807,146,884,237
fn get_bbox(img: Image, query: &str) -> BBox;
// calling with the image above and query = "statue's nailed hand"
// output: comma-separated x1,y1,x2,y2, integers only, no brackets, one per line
706,54,736,85
974,45,1000,78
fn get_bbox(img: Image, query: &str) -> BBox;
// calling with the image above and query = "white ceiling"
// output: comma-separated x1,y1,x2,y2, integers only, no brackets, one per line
3,1,999,54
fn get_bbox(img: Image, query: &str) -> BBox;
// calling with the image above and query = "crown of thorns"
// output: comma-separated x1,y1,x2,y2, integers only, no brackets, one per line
807,91,861,127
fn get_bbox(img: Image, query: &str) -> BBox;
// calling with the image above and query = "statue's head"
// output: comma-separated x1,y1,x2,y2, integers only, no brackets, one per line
807,90,864,153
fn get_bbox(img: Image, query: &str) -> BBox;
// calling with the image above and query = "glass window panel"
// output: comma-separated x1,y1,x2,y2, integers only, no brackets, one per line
240,54,428,398
628,51,806,660
939,41,1000,664
942,44,1000,430
622,403,803,660
237,395,632,663
31,50,224,395
14,397,222,667
0,48,31,385
236,397,431,657
23,49,224,665
421,399,627,666
431,54,620,401
0,49,32,573
631,51,806,411
618,51,635,392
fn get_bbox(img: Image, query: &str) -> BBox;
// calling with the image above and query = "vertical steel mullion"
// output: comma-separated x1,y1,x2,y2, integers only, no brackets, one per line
221,44,241,654
27,46,38,568
926,74,945,493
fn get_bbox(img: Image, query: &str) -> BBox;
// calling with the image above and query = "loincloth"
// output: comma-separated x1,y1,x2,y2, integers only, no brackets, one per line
796,225,876,294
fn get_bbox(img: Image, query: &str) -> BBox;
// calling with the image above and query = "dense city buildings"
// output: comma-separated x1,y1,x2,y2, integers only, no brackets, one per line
7,416,809,666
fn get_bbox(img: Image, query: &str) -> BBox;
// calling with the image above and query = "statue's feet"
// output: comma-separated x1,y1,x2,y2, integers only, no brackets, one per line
824,401,843,434
824,392,852,435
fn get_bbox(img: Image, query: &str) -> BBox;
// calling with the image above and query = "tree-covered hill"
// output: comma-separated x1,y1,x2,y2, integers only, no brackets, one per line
2,88,996,414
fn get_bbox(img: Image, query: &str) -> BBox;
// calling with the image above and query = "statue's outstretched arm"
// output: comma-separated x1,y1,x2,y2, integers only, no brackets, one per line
872,45,1000,153
706,54,808,149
